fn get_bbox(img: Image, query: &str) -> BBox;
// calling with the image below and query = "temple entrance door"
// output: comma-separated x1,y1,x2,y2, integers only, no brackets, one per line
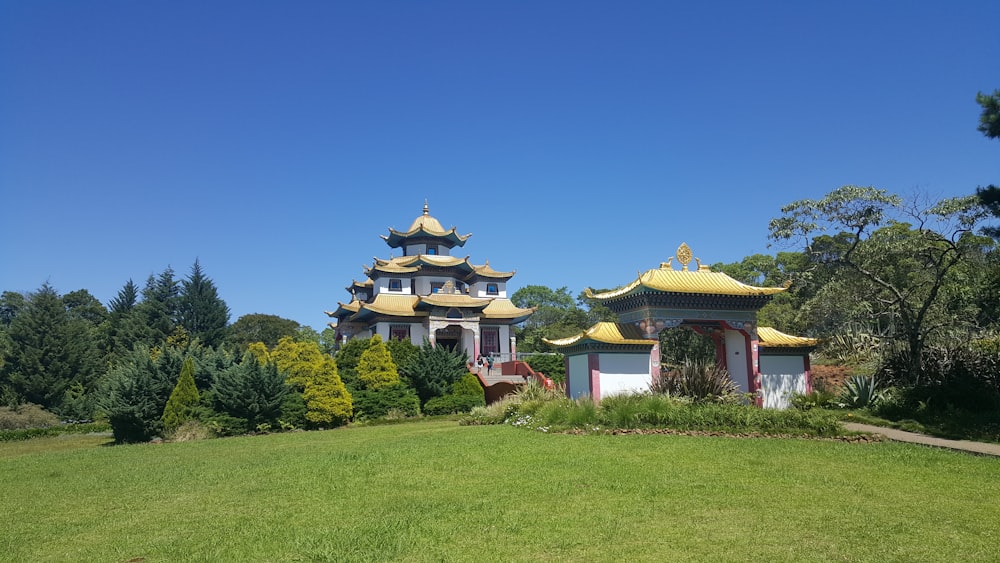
435,325,462,353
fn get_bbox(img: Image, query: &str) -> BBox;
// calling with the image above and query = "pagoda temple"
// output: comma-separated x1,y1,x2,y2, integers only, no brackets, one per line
326,202,534,362
545,243,817,408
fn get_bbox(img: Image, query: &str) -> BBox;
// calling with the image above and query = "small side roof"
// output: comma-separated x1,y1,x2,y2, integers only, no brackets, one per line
758,326,818,348
544,322,656,348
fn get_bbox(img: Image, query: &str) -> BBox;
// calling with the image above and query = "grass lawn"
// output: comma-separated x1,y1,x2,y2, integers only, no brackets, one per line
2,420,999,562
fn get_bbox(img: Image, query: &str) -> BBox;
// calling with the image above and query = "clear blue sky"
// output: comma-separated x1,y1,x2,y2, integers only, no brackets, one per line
2,1,998,331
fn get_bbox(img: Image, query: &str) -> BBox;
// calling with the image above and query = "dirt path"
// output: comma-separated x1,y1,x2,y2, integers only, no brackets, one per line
843,422,1000,457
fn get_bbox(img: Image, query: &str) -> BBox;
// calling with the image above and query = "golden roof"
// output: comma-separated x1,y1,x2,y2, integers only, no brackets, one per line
758,326,818,348
365,261,421,275
586,243,788,300
419,293,491,309
325,300,362,318
381,201,471,248
544,322,656,348
473,260,515,279
356,294,422,317
480,298,536,322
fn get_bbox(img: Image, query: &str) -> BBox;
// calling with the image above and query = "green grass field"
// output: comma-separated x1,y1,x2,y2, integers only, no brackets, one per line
2,420,999,562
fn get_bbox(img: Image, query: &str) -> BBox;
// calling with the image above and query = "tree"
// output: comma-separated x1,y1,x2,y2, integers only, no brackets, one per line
974,89,1000,237
977,89,1000,140
102,279,152,363
1,284,101,413
98,345,174,443
139,268,180,345
269,337,352,426
177,259,230,348
162,357,200,434
227,314,301,350
401,339,469,405
769,185,991,375
512,285,592,352
356,335,399,390
212,353,288,432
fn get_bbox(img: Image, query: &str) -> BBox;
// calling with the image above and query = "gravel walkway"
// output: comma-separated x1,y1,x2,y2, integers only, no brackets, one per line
843,422,1000,457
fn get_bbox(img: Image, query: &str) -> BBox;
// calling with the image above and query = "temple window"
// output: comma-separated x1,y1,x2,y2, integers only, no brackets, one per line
426,245,437,255
388,279,403,292
482,327,500,355
486,283,499,296
431,282,444,294
390,324,410,341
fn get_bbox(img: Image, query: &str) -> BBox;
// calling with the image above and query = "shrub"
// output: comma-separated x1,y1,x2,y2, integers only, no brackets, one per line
790,389,837,411
212,354,288,434
652,359,739,402
0,403,60,430
162,357,200,434
99,348,173,443
523,354,565,384
279,392,308,429
351,383,420,420
402,340,469,404
357,335,400,390
838,375,888,409
423,394,485,415
169,419,214,442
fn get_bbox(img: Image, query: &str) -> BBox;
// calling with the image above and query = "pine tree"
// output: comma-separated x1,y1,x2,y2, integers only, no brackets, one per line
162,357,200,434
212,353,288,432
357,335,399,390
1,284,101,413
140,268,180,345
402,340,469,405
177,259,230,348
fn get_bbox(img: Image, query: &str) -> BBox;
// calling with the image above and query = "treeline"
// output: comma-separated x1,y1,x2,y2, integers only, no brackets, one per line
0,260,484,443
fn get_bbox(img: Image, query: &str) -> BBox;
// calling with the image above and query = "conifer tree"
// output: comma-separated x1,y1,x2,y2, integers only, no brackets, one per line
356,335,399,390
177,259,230,348
162,357,200,433
139,268,180,345
212,353,288,432
1,284,100,412
270,337,352,426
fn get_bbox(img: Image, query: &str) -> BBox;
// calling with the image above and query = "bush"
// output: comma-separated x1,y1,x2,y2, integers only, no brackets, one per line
402,340,469,404
162,357,200,433
169,419,214,442
652,359,739,402
523,354,565,384
423,393,485,415
356,335,400,390
212,354,288,434
0,403,60,430
352,383,420,420
838,375,888,409
0,421,111,442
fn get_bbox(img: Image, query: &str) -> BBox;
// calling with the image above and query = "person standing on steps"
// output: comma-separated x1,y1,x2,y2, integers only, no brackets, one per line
486,354,495,376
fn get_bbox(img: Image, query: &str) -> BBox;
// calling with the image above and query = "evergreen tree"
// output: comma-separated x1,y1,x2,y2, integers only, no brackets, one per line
212,353,288,432
108,279,139,316
98,345,173,443
162,357,200,433
140,268,180,345
356,335,399,390
102,279,152,364
333,337,370,390
270,337,352,426
401,340,469,405
1,284,101,413
177,259,230,348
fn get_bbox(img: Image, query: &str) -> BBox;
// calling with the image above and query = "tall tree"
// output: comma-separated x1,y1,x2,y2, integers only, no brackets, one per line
177,259,230,348
227,314,300,350
769,185,991,375
977,89,1000,139
269,337,352,426
139,268,180,345
1,284,101,412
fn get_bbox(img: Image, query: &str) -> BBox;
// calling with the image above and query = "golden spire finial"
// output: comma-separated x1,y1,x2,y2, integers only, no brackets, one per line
676,243,693,271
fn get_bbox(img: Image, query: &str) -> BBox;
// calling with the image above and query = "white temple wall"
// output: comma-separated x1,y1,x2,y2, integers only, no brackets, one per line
597,353,652,399
403,243,452,257
567,354,591,400
374,278,413,295
724,329,751,393
410,324,428,345
759,355,808,409
472,282,506,298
